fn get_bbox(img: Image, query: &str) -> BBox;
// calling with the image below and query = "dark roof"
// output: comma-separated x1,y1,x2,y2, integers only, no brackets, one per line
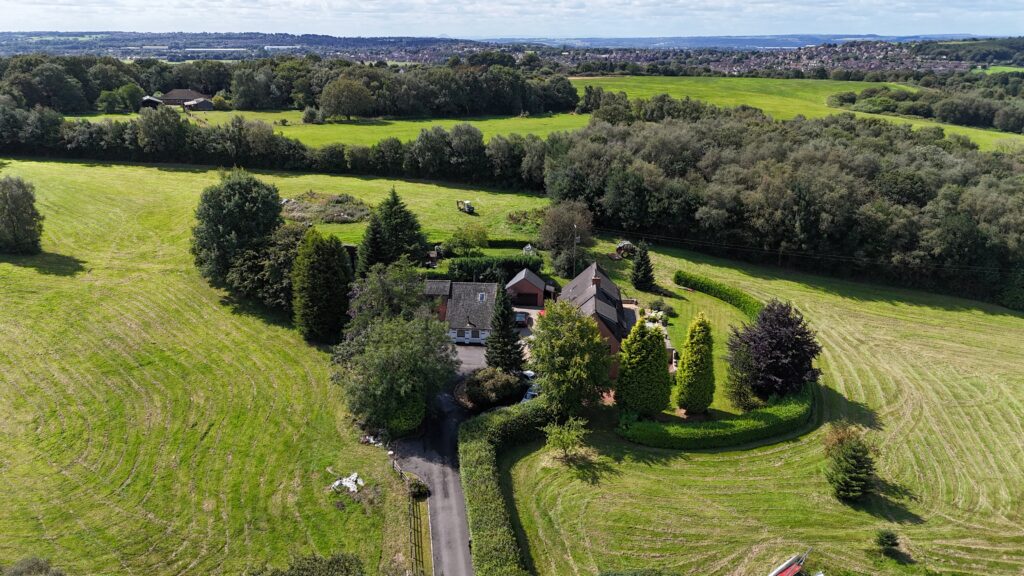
424,279,452,297
561,263,629,340
447,282,498,331
160,88,210,101
506,268,545,292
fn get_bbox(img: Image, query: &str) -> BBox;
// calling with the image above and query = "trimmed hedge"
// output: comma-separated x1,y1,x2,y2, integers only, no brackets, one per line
448,254,544,282
617,384,814,450
672,269,763,320
458,399,553,576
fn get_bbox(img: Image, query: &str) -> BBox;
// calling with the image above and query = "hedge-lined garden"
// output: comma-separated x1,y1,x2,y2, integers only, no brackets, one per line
458,399,553,576
617,384,814,449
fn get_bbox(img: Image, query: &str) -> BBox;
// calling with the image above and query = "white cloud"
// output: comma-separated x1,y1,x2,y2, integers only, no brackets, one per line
0,0,1020,37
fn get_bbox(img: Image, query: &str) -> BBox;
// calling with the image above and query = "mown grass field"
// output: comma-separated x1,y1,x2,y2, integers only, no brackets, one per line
976,65,1024,74
504,243,1024,575
571,76,1024,150
0,159,546,575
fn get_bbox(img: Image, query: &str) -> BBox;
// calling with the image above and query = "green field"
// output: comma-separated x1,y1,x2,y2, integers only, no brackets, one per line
0,159,545,575
70,76,1024,151
68,110,590,148
571,76,1024,151
976,65,1024,74
505,241,1024,575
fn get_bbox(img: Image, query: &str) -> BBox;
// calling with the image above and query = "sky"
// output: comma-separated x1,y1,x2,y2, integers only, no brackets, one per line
0,0,1020,38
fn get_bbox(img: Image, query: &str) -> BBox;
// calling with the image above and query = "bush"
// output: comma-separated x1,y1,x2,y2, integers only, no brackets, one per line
649,298,677,317
875,529,900,551
824,422,876,501
408,478,431,499
243,553,364,576
459,399,552,576
551,248,593,278
2,557,66,576
447,254,543,282
673,270,763,320
617,384,813,450
465,367,525,409
542,416,588,460
0,176,44,254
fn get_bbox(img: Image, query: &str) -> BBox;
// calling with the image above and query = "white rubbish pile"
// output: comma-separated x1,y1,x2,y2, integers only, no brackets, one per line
331,472,365,494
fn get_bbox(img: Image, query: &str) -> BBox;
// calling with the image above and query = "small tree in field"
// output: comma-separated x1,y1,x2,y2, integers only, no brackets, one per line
320,78,374,120
0,176,44,254
291,227,353,344
676,312,714,414
191,170,281,286
485,288,524,373
529,301,611,418
824,421,876,501
616,321,671,417
630,241,655,291
543,417,588,461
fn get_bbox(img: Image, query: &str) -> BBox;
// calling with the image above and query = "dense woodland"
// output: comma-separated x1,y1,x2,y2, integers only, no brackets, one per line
912,37,1024,65
0,54,577,116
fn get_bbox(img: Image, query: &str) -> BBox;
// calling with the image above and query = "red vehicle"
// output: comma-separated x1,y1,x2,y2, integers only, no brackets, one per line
767,549,816,576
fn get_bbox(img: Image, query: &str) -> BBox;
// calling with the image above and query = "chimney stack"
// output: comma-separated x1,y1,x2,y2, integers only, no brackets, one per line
591,273,601,287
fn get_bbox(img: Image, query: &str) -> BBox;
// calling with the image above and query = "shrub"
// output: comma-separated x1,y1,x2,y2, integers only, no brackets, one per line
726,299,822,406
675,312,714,414
617,384,813,450
191,170,281,286
673,270,763,320
445,222,489,256
551,248,593,278
408,478,431,499
824,422,876,501
447,254,543,282
649,298,677,317
875,529,900,551
0,176,44,254
243,553,364,576
459,399,552,576
465,367,524,409
291,227,354,343
616,321,671,417
301,106,323,124
542,416,588,460
2,557,66,576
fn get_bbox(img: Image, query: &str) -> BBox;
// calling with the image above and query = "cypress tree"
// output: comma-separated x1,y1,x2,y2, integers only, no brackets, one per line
616,321,671,417
292,227,353,344
485,288,524,372
356,188,426,276
631,241,655,291
675,312,715,414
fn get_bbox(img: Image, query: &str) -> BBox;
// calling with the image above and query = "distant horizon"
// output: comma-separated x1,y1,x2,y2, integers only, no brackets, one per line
0,0,1020,39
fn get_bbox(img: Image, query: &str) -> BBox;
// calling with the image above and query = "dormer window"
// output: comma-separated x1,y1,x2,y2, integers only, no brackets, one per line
478,293,486,302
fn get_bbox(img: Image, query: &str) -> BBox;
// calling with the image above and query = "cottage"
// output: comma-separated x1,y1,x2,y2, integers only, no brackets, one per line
159,89,212,107
423,280,499,344
184,98,215,111
505,268,547,307
560,263,637,377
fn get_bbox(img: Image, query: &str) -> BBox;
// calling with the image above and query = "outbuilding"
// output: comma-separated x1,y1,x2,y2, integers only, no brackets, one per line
184,98,215,112
139,96,162,109
505,267,546,307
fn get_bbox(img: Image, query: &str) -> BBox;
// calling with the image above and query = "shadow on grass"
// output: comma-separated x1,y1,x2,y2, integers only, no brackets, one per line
326,118,393,126
565,450,622,485
819,384,881,430
0,251,86,276
848,478,924,525
218,294,295,331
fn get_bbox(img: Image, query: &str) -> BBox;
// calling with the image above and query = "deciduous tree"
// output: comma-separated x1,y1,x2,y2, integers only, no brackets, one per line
529,301,611,417
320,78,374,120
0,176,44,254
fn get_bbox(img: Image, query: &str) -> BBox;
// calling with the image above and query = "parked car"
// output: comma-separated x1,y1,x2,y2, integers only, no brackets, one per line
514,311,530,327
521,384,540,403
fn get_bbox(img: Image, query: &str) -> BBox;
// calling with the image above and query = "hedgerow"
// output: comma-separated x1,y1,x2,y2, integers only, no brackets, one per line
617,384,814,450
672,269,764,320
447,254,544,282
458,398,553,576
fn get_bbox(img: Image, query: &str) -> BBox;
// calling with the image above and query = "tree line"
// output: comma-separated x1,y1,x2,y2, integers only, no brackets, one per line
2,91,1022,310
0,54,578,117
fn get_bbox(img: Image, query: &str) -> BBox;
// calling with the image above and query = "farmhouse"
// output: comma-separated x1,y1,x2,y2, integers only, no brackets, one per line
159,88,211,106
561,262,636,377
424,280,499,344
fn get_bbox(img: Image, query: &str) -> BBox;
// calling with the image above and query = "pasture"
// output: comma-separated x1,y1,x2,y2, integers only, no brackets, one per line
0,159,541,575
571,76,1024,150
505,242,1024,575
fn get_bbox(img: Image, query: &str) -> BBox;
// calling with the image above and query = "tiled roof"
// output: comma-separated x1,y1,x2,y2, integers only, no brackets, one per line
446,282,498,331
506,267,545,292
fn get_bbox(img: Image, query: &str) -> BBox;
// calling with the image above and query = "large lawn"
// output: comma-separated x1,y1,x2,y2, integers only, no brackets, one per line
571,76,1024,151
0,159,543,575
505,243,1024,576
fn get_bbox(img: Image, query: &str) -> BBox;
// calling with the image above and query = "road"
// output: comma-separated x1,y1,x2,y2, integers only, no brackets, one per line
393,346,482,576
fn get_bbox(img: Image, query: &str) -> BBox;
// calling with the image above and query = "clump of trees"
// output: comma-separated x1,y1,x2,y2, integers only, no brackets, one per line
615,321,671,417
538,200,594,277
675,312,714,414
726,300,821,410
0,176,44,254
824,421,876,501
529,300,611,418
291,227,353,343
